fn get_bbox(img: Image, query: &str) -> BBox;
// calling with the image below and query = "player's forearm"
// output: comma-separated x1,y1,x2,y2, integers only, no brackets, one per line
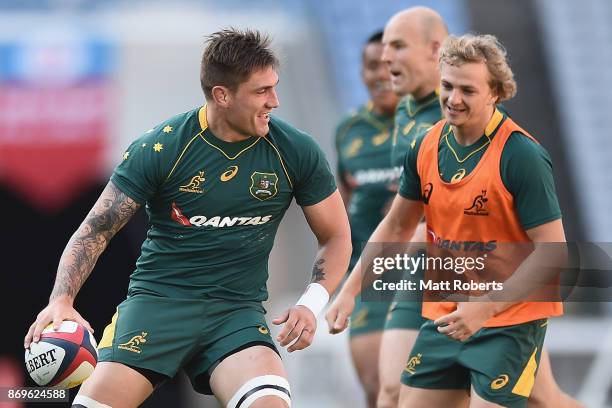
341,215,418,298
483,242,567,308
49,182,140,302
479,220,568,312
309,234,352,296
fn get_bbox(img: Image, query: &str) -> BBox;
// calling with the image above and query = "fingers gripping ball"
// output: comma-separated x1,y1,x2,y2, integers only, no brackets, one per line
25,321,97,389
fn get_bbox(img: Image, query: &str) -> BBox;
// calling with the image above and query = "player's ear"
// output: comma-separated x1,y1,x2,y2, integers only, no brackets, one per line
488,87,498,106
212,86,230,108
431,40,442,60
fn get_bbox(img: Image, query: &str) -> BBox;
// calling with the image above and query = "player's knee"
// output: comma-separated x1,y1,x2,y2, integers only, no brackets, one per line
227,375,291,408
397,387,411,407
377,392,397,408
378,390,399,408
363,381,379,407
359,371,380,399
72,395,112,408
379,379,400,402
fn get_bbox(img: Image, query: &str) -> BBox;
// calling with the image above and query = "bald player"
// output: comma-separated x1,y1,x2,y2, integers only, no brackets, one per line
379,8,447,408
329,7,584,408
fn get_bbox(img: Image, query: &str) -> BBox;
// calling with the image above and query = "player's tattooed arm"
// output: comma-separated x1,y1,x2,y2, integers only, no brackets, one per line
50,181,141,300
311,258,326,282
301,190,351,296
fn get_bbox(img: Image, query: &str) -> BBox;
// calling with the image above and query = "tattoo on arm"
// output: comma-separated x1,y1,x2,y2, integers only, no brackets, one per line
311,258,326,283
50,182,140,300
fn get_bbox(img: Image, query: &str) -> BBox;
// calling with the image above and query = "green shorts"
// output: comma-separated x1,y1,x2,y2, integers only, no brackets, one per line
384,266,426,331
384,301,426,331
383,252,426,331
97,294,277,394
401,319,548,408
349,296,391,338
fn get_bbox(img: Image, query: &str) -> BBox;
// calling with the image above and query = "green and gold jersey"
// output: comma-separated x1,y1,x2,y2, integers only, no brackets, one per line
111,106,336,301
335,103,397,268
399,109,562,229
391,91,443,169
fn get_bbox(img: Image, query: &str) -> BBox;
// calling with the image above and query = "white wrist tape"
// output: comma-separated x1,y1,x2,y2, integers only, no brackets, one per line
73,395,112,408
295,283,330,317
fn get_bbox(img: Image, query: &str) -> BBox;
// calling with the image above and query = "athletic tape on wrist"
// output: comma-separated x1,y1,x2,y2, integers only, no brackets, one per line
295,283,329,317
72,395,112,408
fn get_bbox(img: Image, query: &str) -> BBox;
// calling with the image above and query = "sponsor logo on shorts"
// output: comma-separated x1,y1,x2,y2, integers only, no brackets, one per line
404,353,422,375
179,171,205,194
118,332,148,354
350,308,368,329
464,189,489,216
491,374,509,390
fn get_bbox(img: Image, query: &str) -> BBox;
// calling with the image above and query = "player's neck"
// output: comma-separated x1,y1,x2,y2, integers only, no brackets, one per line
411,74,440,101
411,87,433,101
452,106,495,146
371,104,395,117
206,104,252,142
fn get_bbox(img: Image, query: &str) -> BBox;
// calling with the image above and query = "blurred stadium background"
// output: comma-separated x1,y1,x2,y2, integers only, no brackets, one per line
0,0,610,407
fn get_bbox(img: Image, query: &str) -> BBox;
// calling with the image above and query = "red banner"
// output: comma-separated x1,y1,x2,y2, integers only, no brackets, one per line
0,81,110,212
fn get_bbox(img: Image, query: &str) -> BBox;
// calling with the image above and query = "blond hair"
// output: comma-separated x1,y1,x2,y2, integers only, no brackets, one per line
439,34,517,101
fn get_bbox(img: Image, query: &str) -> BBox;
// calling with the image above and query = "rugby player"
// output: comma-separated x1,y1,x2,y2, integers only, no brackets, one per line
24,28,351,408
328,32,579,408
335,30,399,407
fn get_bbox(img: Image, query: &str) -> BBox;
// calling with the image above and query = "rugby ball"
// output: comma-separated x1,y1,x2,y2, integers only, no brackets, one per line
25,321,97,389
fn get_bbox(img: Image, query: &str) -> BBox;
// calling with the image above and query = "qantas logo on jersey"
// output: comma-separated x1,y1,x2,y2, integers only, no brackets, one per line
427,229,497,252
353,167,401,185
170,202,272,228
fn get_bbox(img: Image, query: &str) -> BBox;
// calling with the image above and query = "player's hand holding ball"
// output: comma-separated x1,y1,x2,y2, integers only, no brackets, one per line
24,319,97,389
273,305,317,353
23,297,97,388
24,295,93,349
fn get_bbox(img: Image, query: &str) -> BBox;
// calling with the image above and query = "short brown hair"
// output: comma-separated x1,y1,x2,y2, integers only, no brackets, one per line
439,34,517,101
200,28,279,100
